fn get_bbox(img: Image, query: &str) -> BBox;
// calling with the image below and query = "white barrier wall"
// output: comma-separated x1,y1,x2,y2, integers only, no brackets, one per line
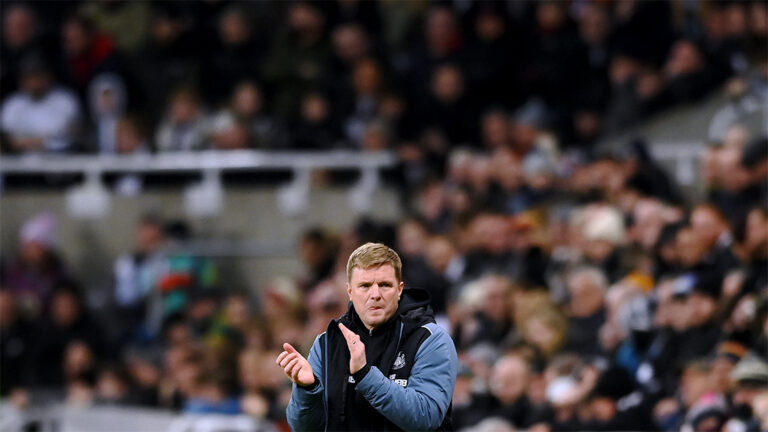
0,187,402,295
0,402,278,432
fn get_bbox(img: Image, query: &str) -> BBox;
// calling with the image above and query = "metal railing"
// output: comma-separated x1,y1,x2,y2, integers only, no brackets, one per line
0,150,397,173
0,144,705,216
0,150,398,218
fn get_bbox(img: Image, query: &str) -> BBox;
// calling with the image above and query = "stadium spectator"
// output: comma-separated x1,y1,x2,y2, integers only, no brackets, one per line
478,108,512,152
291,91,339,149
78,1,151,55
417,63,477,145
112,214,167,345
238,348,275,419
209,118,248,150
1,4,54,100
517,292,568,360
260,277,305,351
209,81,286,150
263,1,330,120
94,364,140,406
728,357,768,431
689,204,740,285
1,212,69,317
464,4,520,108
199,7,264,107
341,58,386,147
35,283,106,388
326,23,378,112
563,266,607,356
115,115,150,155
400,5,464,100
59,15,123,101
395,217,431,285
133,5,199,125
297,227,339,292
1,53,81,153
422,234,461,317
155,88,210,151
87,73,126,154
663,38,724,104
486,353,536,428
0,290,36,396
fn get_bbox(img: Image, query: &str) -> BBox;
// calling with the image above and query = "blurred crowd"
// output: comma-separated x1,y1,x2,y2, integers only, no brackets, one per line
1,0,767,155
1,1,768,432
2,128,767,431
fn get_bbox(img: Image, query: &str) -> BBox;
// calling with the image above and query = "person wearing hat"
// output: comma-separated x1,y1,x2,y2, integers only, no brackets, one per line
0,52,81,153
684,393,728,432
585,366,653,431
727,357,768,430
1,212,69,318
710,341,748,395
669,274,723,366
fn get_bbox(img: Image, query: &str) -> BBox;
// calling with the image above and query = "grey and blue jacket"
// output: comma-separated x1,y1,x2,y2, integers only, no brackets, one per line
286,288,458,431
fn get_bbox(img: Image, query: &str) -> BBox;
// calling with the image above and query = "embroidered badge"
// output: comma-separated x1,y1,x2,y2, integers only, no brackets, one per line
393,351,406,370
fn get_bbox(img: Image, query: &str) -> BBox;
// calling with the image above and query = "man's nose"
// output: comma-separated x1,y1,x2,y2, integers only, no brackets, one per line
370,284,382,299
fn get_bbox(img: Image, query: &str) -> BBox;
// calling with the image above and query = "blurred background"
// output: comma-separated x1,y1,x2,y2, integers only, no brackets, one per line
0,0,766,431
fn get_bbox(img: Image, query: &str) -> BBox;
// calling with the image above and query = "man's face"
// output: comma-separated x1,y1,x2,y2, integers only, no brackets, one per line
568,274,604,318
137,221,163,253
691,208,723,247
490,356,529,404
347,264,403,330
4,7,35,48
21,72,50,98
681,367,711,408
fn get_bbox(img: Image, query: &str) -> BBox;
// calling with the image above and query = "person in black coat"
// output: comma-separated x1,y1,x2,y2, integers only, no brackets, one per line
0,290,36,395
34,283,107,388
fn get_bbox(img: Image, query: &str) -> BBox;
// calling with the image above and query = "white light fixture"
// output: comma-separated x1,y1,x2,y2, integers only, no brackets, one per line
348,167,379,214
277,167,310,216
66,169,111,219
184,169,223,218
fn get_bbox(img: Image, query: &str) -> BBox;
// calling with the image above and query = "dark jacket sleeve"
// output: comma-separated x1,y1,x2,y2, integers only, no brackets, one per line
355,323,458,431
286,334,326,431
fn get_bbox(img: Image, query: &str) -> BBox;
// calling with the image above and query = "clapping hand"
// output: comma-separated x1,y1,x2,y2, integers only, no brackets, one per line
276,343,315,387
338,323,367,374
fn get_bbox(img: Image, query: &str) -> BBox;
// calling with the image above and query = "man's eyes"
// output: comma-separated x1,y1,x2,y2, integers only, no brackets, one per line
357,283,393,289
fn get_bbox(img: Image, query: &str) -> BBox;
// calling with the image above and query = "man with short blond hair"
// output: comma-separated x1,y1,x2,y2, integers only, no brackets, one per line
277,242,458,431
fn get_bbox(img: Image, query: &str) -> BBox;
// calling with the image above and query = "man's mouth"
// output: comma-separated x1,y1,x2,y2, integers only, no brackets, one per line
368,306,383,311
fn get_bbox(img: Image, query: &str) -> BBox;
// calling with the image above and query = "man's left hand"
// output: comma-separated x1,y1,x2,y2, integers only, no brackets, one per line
338,323,366,374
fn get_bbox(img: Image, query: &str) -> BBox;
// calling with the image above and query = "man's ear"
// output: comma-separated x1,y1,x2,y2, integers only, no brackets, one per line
398,281,404,299
346,282,352,300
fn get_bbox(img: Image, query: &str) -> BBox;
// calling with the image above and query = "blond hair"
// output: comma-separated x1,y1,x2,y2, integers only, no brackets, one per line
346,242,402,282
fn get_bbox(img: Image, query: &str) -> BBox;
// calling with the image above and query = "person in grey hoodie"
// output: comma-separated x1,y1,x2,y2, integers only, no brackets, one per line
276,242,458,431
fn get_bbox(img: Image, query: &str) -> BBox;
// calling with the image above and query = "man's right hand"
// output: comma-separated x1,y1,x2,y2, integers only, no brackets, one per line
276,343,315,387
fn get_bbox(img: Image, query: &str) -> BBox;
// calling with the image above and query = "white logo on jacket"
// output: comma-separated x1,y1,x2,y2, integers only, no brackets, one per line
393,352,406,370
388,373,408,387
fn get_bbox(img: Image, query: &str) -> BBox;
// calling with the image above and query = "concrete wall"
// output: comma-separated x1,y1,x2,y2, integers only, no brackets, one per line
605,87,765,145
0,187,402,300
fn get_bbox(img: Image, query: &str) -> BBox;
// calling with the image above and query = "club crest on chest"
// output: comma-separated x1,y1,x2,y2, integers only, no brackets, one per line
393,351,406,370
